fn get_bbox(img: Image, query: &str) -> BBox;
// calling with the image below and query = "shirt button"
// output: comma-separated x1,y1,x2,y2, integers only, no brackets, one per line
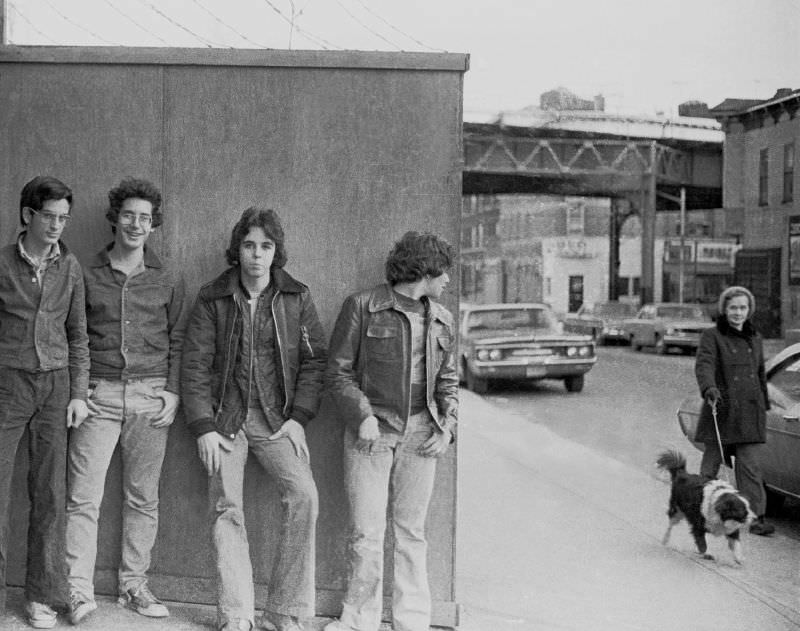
125,320,131,325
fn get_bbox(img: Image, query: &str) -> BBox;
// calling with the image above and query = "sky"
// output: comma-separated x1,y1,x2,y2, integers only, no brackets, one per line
4,0,800,117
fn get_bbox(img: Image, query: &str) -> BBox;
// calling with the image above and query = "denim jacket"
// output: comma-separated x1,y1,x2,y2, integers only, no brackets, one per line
0,237,90,399
84,245,188,393
325,283,458,435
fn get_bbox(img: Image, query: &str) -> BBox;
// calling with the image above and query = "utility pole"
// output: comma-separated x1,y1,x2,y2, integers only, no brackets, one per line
678,186,686,303
1,0,7,45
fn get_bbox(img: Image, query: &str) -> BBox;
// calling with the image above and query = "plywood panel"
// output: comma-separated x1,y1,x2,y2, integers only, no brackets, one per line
0,50,464,626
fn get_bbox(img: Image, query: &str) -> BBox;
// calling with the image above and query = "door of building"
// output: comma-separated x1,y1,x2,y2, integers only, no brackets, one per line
568,275,584,312
734,248,782,338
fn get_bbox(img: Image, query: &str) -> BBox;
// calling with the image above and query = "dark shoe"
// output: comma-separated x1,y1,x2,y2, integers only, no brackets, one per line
24,601,57,629
68,592,97,625
118,583,169,618
749,517,775,536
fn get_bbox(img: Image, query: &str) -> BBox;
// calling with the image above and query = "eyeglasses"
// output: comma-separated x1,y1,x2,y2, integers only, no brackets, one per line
118,212,153,227
29,208,72,226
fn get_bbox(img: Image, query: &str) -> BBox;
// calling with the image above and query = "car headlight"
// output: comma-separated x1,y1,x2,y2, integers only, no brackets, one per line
566,346,577,357
477,349,489,361
477,349,502,361
489,349,503,360
578,346,591,357
666,327,676,335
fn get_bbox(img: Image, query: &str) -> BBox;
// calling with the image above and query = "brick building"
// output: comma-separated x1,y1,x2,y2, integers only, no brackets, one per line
711,88,800,337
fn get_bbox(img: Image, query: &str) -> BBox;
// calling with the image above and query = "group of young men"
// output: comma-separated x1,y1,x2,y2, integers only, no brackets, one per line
0,175,459,631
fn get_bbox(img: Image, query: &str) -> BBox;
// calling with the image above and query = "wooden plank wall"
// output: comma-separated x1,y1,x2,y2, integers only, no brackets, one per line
0,47,466,626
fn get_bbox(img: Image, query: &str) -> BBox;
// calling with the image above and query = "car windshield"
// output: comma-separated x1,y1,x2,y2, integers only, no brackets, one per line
466,308,559,334
655,306,706,320
769,355,800,409
585,303,636,317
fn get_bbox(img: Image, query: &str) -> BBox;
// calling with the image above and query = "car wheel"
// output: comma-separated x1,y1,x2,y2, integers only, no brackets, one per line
630,335,641,351
465,365,489,394
565,375,584,393
765,487,786,517
654,336,667,355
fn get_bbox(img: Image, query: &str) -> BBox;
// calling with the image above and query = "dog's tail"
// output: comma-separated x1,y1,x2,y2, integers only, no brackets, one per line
656,450,687,480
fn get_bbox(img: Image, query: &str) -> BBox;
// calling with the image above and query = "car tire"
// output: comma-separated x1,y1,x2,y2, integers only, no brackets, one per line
630,335,641,351
654,336,667,355
565,375,584,393
765,487,786,517
465,365,489,394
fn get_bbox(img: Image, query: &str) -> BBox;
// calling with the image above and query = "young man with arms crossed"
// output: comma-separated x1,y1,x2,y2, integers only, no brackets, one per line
0,176,90,629
325,231,458,631
181,207,327,631
65,177,187,624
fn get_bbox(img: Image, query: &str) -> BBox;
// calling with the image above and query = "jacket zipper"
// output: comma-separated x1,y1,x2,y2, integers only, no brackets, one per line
301,325,314,357
272,291,292,417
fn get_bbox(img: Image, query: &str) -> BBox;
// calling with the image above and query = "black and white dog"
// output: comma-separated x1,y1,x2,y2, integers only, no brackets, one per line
656,450,755,564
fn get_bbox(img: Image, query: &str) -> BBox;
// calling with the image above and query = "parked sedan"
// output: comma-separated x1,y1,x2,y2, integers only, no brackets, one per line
563,301,638,344
623,302,713,354
677,342,800,512
458,303,597,394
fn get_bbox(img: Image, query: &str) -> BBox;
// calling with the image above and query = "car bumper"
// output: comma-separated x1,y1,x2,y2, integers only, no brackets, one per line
663,334,701,348
600,327,627,341
468,357,596,380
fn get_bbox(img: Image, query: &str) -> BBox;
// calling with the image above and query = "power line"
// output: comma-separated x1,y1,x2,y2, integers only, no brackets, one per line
7,1,58,44
137,0,220,47
259,0,341,49
102,0,170,45
351,0,445,52
332,0,401,49
190,0,269,48
40,0,118,45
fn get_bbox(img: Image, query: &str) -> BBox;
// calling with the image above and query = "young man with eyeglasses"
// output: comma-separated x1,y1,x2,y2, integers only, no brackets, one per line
0,176,90,629
64,178,188,625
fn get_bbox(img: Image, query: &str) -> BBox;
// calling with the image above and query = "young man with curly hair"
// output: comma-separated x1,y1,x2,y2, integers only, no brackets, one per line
325,231,458,631
65,177,188,624
181,207,327,631
0,176,90,629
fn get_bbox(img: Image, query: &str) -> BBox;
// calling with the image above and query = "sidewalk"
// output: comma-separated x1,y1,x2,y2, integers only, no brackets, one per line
455,389,800,631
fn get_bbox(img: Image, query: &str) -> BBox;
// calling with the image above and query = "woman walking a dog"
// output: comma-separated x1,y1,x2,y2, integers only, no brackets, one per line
695,285,775,536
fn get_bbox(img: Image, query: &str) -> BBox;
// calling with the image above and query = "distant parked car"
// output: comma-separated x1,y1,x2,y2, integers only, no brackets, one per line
622,302,713,354
677,342,800,513
563,301,638,344
458,303,597,394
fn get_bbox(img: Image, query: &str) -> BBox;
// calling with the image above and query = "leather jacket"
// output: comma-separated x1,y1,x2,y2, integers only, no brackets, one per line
180,267,327,439
325,283,458,435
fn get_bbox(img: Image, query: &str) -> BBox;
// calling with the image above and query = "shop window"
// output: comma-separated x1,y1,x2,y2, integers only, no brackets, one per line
759,148,769,206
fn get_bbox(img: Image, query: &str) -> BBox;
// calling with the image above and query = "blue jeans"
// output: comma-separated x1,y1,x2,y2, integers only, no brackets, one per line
700,442,766,515
339,411,439,631
209,408,318,629
65,378,170,600
0,367,70,611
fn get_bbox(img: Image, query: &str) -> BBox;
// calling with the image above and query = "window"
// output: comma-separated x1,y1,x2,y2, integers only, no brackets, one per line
759,148,769,206
566,203,584,236
784,143,794,203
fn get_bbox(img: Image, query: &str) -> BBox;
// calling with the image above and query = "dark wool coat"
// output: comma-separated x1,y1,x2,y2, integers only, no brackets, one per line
695,318,768,445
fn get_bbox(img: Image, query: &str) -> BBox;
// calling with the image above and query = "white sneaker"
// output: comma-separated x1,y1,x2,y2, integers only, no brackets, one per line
24,601,57,629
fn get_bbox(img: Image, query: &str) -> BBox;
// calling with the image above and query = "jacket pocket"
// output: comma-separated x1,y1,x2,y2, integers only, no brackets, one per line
366,325,399,360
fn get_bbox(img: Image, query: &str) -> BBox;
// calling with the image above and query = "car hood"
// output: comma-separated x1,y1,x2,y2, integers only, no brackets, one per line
664,319,713,329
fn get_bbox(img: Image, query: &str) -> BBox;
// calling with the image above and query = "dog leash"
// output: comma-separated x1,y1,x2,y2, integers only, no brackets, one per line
710,399,731,484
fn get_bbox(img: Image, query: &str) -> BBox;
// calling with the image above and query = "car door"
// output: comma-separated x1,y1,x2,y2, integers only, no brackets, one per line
763,354,800,496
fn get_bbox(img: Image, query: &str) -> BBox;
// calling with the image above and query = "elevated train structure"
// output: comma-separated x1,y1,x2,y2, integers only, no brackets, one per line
462,108,724,304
